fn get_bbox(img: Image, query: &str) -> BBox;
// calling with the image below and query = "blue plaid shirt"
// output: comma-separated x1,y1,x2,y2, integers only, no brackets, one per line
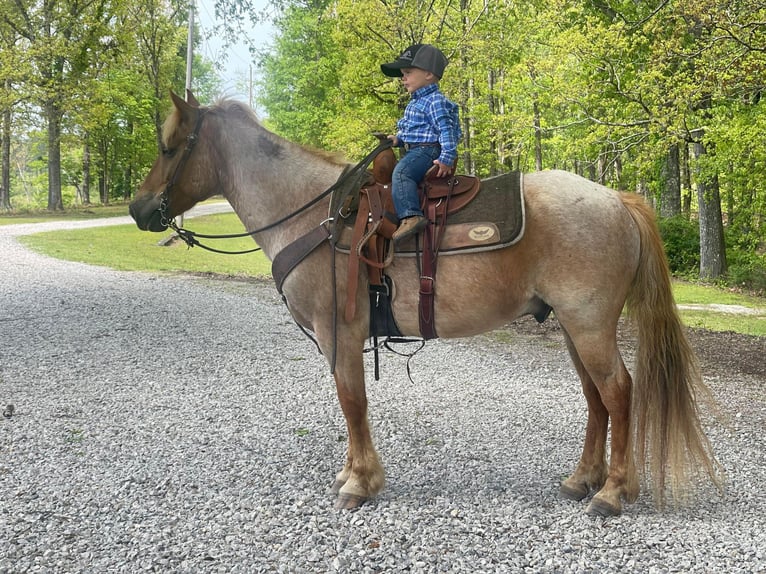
396,83,462,166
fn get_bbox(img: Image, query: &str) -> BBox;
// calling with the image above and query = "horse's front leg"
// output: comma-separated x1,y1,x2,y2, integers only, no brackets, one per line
328,339,385,509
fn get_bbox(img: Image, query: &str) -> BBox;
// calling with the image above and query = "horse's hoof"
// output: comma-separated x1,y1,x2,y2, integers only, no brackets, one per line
334,493,367,510
560,481,589,501
586,496,621,517
330,479,345,494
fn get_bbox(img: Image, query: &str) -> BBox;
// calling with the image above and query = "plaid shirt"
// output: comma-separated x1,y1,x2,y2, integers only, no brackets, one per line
396,83,462,166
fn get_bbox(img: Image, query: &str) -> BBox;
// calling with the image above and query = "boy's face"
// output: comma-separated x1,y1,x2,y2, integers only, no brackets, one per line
400,67,436,94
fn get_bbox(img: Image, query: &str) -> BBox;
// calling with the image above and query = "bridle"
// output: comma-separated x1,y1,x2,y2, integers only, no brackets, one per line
157,109,392,255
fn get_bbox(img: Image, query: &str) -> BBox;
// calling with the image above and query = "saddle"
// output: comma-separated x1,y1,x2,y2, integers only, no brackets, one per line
342,145,485,339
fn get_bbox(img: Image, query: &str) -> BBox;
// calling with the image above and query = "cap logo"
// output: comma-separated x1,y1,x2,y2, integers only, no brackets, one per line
401,50,413,60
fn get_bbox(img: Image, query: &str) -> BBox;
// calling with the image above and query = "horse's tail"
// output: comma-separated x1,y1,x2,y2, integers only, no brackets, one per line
621,193,721,506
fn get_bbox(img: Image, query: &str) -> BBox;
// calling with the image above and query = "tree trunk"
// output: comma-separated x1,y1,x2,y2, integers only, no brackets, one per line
659,143,681,217
487,69,501,176
637,179,650,203
597,154,607,185
692,134,727,279
46,100,64,211
681,142,692,215
82,139,91,205
724,162,735,226
99,171,107,205
533,99,542,171
1,101,11,210
463,76,475,175
123,165,132,200
124,119,134,200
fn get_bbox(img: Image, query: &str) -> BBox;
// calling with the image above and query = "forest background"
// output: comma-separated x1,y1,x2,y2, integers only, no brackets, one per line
1,0,765,291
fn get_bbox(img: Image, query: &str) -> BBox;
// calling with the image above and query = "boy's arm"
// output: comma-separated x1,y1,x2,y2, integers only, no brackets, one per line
431,99,460,168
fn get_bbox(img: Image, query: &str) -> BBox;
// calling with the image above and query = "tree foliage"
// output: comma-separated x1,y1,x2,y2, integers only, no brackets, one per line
1,0,764,284
251,0,766,282
0,0,219,210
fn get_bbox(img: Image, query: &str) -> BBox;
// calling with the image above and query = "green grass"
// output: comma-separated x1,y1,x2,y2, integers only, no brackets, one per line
672,280,766,336
19,212,272,278
0,203,132,225
677,309,765,335
11,210,766,336
672,280,765,307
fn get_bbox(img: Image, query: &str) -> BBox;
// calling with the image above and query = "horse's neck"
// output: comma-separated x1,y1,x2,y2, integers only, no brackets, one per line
223,138,344,259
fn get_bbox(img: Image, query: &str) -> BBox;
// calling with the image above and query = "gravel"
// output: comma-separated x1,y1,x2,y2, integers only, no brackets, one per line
1,212,764,573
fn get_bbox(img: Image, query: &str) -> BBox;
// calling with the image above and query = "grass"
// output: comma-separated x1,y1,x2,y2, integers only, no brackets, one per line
0,203,132,225
7,207,765,336
672,280,766,336
672,280,765,307
676,309,765,335
18,212,272,278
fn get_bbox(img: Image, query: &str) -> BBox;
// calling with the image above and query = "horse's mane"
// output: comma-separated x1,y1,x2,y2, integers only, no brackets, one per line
162,97,346,166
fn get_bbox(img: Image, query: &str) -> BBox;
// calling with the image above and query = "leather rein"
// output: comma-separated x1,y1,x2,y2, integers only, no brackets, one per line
158,109,392,254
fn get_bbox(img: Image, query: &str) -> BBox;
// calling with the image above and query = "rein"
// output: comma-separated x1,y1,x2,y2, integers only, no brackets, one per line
159,112,392,254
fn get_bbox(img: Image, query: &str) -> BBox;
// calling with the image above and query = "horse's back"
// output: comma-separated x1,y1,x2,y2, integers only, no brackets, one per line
523,170,634,228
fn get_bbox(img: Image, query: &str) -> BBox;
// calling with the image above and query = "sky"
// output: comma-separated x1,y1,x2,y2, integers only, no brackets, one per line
196,0,274,105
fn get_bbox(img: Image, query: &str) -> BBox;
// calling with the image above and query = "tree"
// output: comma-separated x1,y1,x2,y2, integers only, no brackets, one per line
126,0,190,150
1,0,126,209
0,8,33,210
256,0,341,147
659,144,682,217
692,130,727,278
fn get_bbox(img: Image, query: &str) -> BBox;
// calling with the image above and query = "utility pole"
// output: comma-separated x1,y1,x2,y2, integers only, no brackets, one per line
185,0,194,97
177,0,195,229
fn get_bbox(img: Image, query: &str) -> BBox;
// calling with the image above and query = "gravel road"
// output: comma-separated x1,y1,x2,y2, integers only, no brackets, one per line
1,209,764,573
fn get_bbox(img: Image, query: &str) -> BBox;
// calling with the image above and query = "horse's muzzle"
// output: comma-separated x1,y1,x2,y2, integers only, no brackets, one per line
129,194,168,232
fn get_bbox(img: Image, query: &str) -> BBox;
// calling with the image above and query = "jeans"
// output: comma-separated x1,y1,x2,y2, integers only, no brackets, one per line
392,145,441,219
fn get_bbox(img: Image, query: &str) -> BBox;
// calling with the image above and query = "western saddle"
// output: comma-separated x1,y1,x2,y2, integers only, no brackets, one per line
344,142,480,340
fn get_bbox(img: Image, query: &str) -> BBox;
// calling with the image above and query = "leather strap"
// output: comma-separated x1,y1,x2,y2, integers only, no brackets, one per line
418,177,457,340
345,192,372,322
272,225,331,294
419,201,439,340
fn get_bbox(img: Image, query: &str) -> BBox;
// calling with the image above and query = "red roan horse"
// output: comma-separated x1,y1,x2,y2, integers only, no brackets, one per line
130,92,720,516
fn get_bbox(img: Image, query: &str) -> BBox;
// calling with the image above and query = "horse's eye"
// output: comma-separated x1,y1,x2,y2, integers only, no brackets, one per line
162,146,177,158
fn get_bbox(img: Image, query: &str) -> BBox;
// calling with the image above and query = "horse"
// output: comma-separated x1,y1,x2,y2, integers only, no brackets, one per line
129,91,720,516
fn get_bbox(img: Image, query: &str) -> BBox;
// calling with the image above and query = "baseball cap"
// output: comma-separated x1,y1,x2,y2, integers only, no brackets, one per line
381,44,448,78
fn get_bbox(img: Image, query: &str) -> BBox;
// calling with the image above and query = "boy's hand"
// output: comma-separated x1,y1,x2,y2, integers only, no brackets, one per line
433,160,453,178
387,135,399,146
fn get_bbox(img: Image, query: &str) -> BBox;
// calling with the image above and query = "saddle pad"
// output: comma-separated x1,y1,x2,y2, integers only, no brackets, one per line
335,171,524,256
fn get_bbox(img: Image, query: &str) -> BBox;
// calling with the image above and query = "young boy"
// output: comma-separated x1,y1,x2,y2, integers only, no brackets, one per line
381,44,462,242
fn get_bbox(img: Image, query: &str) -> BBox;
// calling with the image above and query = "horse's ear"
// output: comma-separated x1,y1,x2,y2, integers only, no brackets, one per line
169,90,199,127
185,90,201,107
170,90,190,112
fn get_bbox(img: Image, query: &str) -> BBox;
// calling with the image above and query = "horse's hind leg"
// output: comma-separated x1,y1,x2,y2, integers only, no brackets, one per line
560,331,609,501
562,327,639,516
328,344,385,509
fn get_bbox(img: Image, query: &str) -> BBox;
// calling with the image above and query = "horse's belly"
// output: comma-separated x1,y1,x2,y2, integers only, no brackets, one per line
388,249,527,338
